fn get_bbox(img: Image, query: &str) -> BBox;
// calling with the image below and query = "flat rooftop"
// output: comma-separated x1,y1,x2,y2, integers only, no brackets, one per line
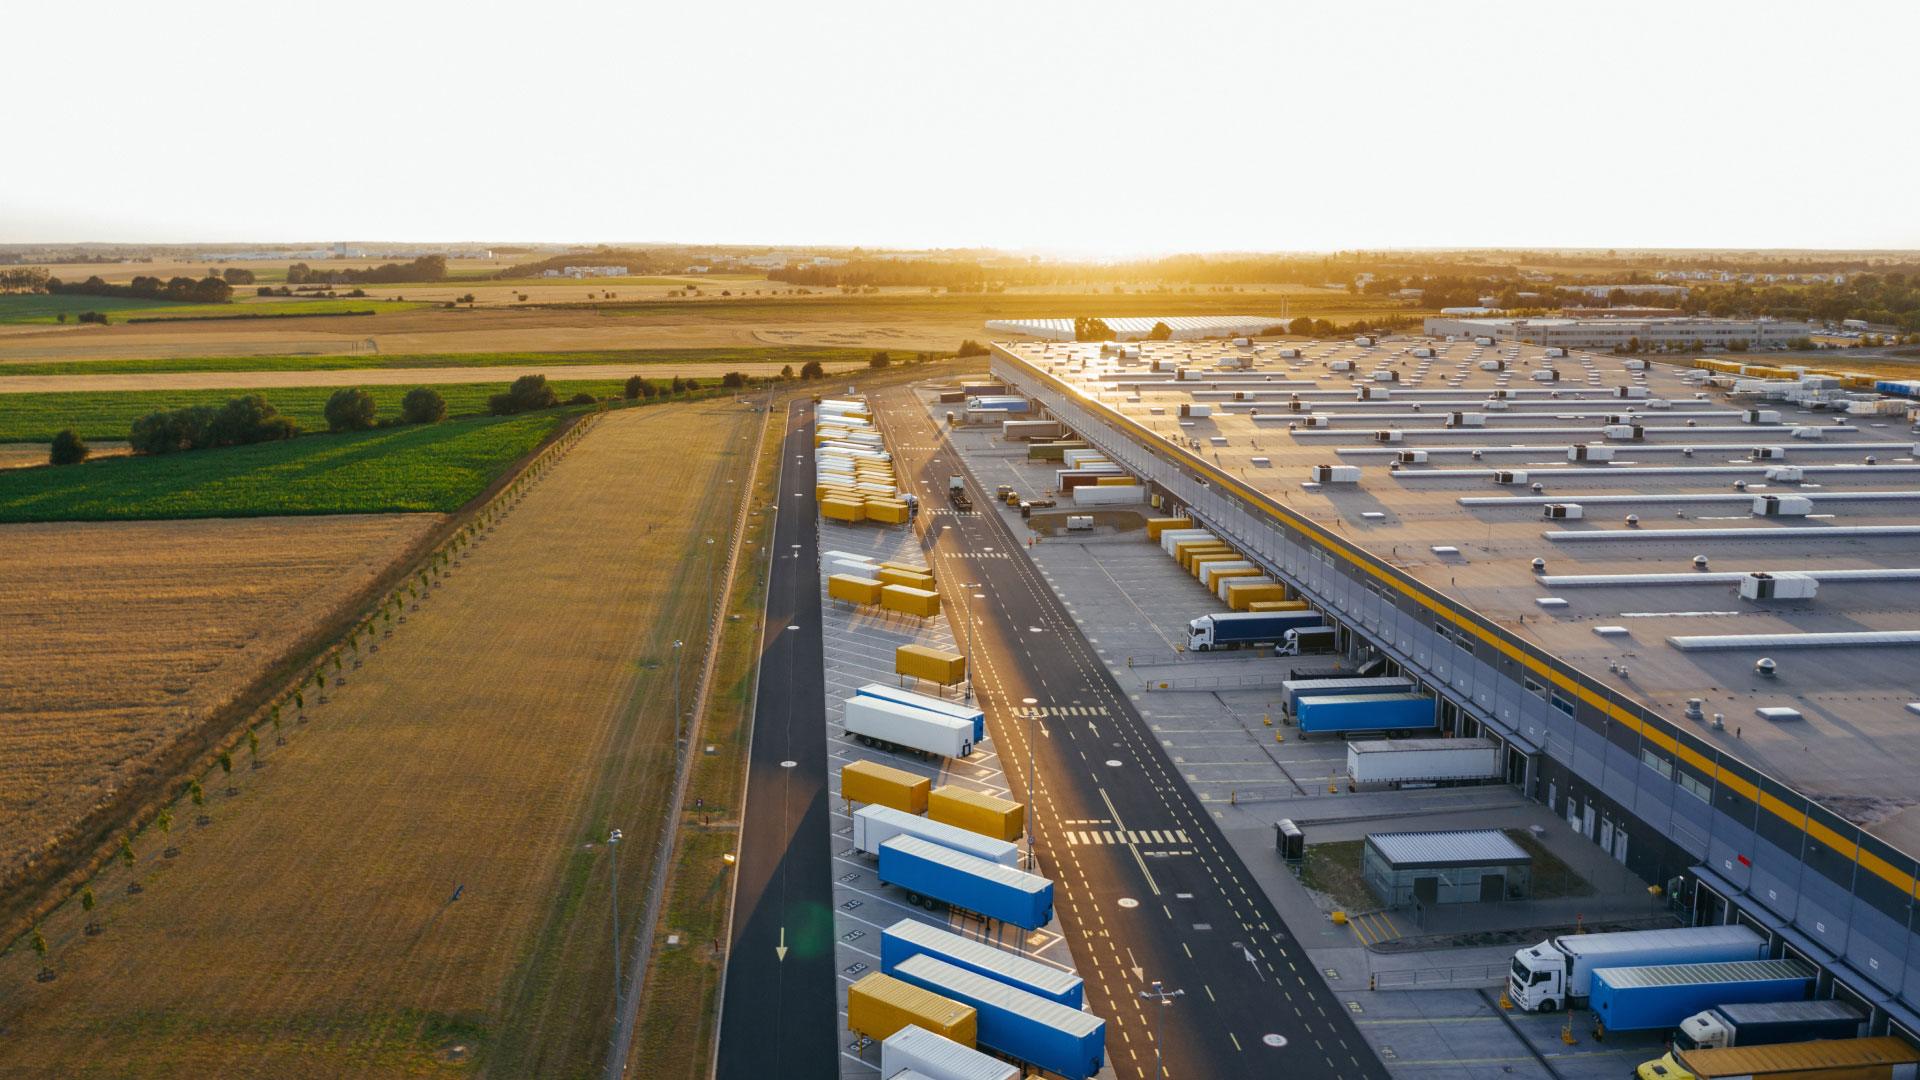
996,336,1920,852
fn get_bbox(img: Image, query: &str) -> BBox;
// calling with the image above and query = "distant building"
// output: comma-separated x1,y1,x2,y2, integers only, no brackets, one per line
1423,314,1810,348
1558,283,1689,299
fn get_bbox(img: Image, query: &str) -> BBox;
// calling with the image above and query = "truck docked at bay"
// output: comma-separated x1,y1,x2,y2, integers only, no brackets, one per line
1347,737,1501,787
1590,958,1816,1033
1279,676,1415,715
1673,1000,1865,1052
1185,610,1323,651
843,695,974,759
1507,925,1765,1013
1294,693,1435,739
1637,1035,1918,1080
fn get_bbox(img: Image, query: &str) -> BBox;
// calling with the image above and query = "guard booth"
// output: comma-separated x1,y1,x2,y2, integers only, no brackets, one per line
1274,819,1304,861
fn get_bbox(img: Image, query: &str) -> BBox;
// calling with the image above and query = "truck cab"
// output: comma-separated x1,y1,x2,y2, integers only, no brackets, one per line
1509,943,1569,1012
1635,1053,1690,1080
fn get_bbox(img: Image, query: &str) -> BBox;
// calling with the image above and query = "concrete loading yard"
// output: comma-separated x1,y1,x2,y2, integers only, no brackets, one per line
989,334,1920,1045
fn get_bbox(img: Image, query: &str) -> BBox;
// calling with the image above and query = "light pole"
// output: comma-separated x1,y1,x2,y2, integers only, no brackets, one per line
608,828,625,1008
961,584,982,700
1022,696,1038,870
672,640,685,757
1139,980,1184,1079
705,537,716,624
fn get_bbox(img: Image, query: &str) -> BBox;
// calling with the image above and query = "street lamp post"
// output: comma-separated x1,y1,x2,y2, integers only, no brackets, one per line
1139,980,1184,1079
672,639,685,757
961,584,982,700
608,828,625,1008
705,537,716,624
1021,696,1038,870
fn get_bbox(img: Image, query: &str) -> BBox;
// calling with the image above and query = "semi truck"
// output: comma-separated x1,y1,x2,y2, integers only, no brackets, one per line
1508,925,1766,1013
891,955,1106,1080
1186,610,1322,650
1294,693,1435,739
856,683,986,743
1590,958,1815,1032
844,696,975,759
1279,676,1415,714
1673,1000,1865,1051
853,805,1020,867
1641,1036,1920,1080
1281,626,1337,656
1346,738,1501,786
878,835,1054,930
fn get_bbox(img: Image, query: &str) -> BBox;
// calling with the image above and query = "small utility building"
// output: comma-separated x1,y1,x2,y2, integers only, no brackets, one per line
1362,829,1531,906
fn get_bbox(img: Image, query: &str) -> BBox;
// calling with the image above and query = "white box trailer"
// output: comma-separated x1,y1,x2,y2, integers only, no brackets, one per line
1198,560,1254,589
1072,483,1144,505
1159,529,1216,555
882,1025,1020,1080
843,696,975,759
1279,676,1415,714
852,805,1019,867
1002,420,1063,440
1347,738,1502,785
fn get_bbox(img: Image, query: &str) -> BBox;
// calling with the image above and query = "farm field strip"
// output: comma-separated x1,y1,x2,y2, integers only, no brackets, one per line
0,346,881,378
0,399,758,1077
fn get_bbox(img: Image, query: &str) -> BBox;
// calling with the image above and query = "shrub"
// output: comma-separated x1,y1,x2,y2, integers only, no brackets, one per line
128,396,297,454
50,428,89,465
222,268,256,285
624,375,646,400
324,388,378,432
956,340,988,357
722,371,746,388
869,350,892,368
487,374,560,416
780,364,795,378
683,378,699,392
401,386,447,424
256,286,274,297
78,311,108,325
670,376,687,395
799,360,825,379
568,392,596,405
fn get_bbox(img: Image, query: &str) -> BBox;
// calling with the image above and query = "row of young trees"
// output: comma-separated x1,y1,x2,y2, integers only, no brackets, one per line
47,274,234,304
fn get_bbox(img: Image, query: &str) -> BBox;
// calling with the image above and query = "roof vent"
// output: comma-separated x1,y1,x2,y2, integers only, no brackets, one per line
1734,480,1748,491
1866,455,1878,465
1531,482,1544,493
1531,558,1546,572
1687,419,1697,427
1713,712,1726,729
1693,555,1709,569
1685,698,1705,720
1626,514,1641,527
1756,657,1778,677
1683,447,1695,456
1471,449,1483,459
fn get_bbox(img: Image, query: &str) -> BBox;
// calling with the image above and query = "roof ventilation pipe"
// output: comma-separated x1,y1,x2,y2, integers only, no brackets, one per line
1531,558,1546,573
1693,556,1709,569
1756,658,1778,677
1626,514,1641,527
1685,698,1705,720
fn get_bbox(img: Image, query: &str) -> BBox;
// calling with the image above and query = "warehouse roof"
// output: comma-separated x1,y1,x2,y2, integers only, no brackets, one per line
1365,829,1529,868
992,335,1920,854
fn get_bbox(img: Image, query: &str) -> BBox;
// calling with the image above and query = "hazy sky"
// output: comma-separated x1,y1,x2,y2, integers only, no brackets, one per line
6,0,1916,252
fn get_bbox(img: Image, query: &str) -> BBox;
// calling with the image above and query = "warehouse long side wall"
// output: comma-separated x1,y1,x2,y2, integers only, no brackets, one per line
990,346,1920,1035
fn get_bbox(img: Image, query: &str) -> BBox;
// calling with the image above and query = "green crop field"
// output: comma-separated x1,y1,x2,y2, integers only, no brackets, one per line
567,290,1426,324
0,294,187,324
125,298,428,320
0,346,879,379
0,408,584,523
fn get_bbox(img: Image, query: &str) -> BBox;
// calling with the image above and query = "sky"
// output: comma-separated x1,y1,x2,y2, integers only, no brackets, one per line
5,0,1917,253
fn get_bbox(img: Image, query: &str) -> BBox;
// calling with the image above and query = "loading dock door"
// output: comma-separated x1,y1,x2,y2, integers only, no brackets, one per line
1612,827,1628,865
1583,802,1597,841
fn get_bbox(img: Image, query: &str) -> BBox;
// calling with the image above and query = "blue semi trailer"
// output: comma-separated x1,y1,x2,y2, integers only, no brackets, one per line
856,682,986,742
892,954,1106,1080
879,835,1054,930
1186,610,1322,650
1590,959,1816,1033
1294,692,1436,739
881,918,1083,1007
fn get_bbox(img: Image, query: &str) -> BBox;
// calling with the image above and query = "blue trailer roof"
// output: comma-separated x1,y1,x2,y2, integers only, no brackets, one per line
894,955,1103,1037
882,835,1050,896
1594,958,1814,988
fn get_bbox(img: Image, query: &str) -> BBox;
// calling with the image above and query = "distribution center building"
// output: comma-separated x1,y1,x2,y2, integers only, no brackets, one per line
989,333,1920,1042
1422,315,1812,349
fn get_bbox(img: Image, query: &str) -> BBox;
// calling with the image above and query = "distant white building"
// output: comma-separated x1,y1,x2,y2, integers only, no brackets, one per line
547,265,629,279
1559,284,1689,299
1423,315,1811,349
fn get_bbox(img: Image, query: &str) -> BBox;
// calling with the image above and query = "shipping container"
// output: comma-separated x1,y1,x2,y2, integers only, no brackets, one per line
1674,999,1865,1051
1590,959,1815,1032
829,574,885,606
928,786,1024,842
867,499,911,524
842,759,931,815
1001,420,1063,440
856,684,984,741
1279,676,1416,714
1346,738,1501,785
844,696,974,759
881,1025,1020,1080
1217,575,1273,602
1176,543,1234,571
1145,516,1192,541
1509,925,1767,1012
1248,600,1307,612
881,919,1082,1007
891,955,1104,1080
822,498,867,522
1071,484,1143,506
1188,553,1246,581
1294,693,1435,738
897,645,967,686
1226,581,1290,610
882,585,942,619
1664,1036,1920,1080
1158,529,1215,555
878,566,937,590
847,971,977,1047
878,836,1054,930
853,805,1019,866
1198,561,1256,589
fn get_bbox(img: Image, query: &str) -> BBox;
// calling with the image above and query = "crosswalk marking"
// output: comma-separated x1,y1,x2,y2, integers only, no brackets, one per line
1023,705,1112,717
1063,829,1195,848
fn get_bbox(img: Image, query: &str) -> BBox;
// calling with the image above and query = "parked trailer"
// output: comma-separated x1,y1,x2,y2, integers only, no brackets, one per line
841,759,931,814
847,971,977,1047
1346,738,1501,786
891,955,1106,1080
857,684,985,743
1656,1036,1920,1080
1508,925,1767,1012
1279,676,1415,714
1294,693,1435,739
928,785,1024,842
1674,999,1866,1051
897,645,968,688
878,836,1054,930
1592,959,1815,1033
881,1025,1020,1080
854,805,1020,866
1002,420,1063,440
844,696,975,759
1186,610,1323,650
881,919,1083,1007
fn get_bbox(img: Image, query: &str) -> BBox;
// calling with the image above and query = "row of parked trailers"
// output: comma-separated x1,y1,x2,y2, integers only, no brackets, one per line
827,549,943,620
817,398,914,524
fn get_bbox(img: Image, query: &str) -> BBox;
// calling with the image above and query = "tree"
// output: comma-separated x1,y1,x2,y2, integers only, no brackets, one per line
780,364,795,378
119,836,134,870
568,391,596,404
247,728,261,767
721,371,746,388
1073,316,1115,342
1625,336,1641,354
670,376,687,395
222,267,256,285
1288,316,1314,335
157,807,176,856
219,750,234,794
623,375,646,400
82,888,97,934
30,926,48,977
324,388,378,432
869,350,892,368
488,374,559,416
799,360,825,379
956,340,988,357
683,378,699,392
400,386,446,423
49,428,89,465
1146,321,1173,341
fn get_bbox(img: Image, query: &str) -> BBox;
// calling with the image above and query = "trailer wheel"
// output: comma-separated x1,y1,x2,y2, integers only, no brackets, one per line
921,897,938,911
904,891,921,906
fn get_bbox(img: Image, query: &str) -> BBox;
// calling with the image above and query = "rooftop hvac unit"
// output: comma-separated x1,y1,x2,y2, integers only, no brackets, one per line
1446,412,1487,427
1488,388,1512,398
1543,503,1584,520
1357,386,1391,400
1276,347,1302,359
1288,399,1310,412
1484,399,1512,411
1750,446,1786,460
1373,429,1404,443
1645,398,1672,409
1372,370,1400,382
1479,359,1507,371
1474,336,1496,346
1623,359,1648,370
1151,358,1176,372
1568,444,1616,462
1790,426,1825,440
1492,470,1529,485
1298,415,1331,428
1328,359,1354,372
1544,347,1568,358
1601,424,1643,440
1354,335,1376,346
1743,409,1783,423
1395,450,1428,464
1179,403,1213,417
1533,369,1561,382
1764,466,1804,482
1740,571,1818,600
1122,345,1141,359
1410,347,1435,358
1752,494,1813,516
1312,465,1361,483
1614,385,1650,398
1177,368,1203,380
1231,337,1251,347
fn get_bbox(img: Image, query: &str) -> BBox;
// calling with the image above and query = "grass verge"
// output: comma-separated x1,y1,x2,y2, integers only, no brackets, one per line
1298,841,1383,912
1506,828,1594,900
0,346,886,378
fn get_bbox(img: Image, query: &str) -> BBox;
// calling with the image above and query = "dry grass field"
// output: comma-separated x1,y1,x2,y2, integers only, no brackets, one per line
0,515,441,889
0,400,755,1078
0,360,862,395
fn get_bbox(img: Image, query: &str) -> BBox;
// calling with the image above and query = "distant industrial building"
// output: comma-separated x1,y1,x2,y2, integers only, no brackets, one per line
542,265,628,278
984,315,1279,342
1423,315,1811,349
1560,283,1690,299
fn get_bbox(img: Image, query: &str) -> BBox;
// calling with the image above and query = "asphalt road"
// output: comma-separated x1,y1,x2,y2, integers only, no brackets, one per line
870,385,1391,1080
716,399,836,1080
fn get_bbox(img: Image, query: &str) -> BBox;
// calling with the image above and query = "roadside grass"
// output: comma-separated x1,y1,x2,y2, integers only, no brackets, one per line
0,408,586,522
1506,829,1594,900
1298,841,1384,912
0,346,883,379
0,293,187,323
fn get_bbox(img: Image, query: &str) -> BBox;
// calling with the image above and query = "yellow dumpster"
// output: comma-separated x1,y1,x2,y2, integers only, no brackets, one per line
829,574,885,606
842,759,930,814
847,972,976,1046
881,585,941,618
928,785,1025,841
897,644,966,685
